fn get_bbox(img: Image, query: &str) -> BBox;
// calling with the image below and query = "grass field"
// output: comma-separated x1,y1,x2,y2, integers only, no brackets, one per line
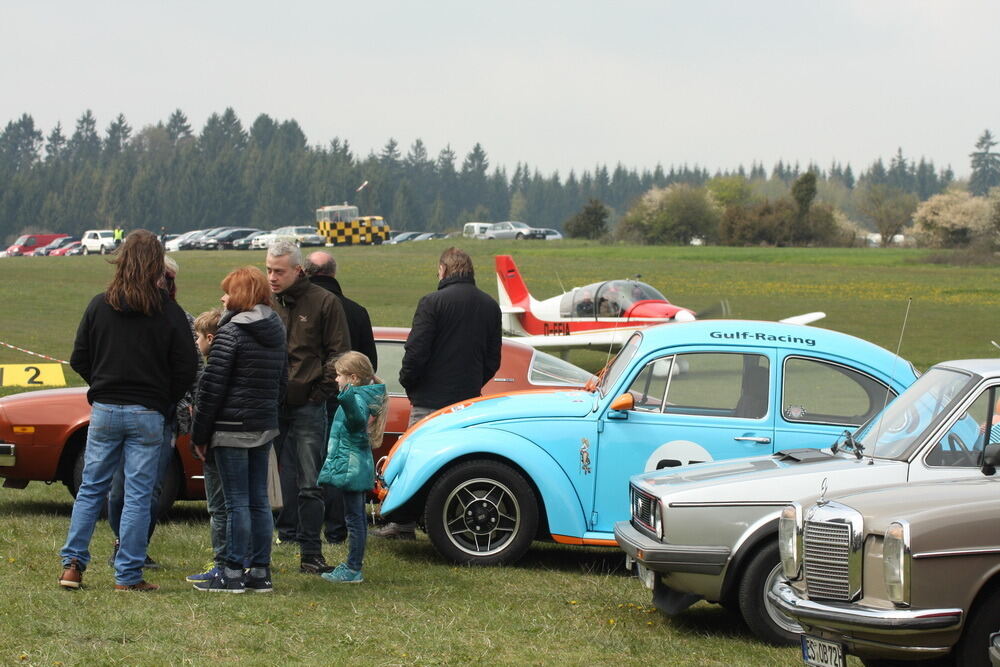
0,242,997,665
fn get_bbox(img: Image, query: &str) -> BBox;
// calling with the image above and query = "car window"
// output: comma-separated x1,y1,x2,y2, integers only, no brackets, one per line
857,367,975,461
624,356,673,411
663,353,770,419
925,386,997,467
782,357,895,427
528,351,594,387
375,340,405,396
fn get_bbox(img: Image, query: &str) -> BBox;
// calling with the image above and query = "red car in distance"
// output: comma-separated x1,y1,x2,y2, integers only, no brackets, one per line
0,327,593,515
49,241,82,256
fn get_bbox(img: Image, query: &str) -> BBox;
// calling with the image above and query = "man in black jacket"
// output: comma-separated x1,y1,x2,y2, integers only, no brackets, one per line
305,251,377,370
266,240,350,574
301,250,377,545
375,247,501,539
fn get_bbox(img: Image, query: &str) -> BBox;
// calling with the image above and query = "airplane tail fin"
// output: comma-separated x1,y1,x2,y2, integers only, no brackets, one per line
495,255,532,308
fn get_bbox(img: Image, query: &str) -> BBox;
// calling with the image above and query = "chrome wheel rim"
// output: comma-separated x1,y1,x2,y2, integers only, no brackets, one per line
763,563,803,635
442,477,520,557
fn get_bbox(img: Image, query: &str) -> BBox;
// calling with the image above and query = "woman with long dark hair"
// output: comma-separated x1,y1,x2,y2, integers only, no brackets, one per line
60,230,198,592
191,266,286,593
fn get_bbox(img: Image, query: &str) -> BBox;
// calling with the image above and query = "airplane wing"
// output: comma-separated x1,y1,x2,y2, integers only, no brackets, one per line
499,306,525,314
504,328,638,352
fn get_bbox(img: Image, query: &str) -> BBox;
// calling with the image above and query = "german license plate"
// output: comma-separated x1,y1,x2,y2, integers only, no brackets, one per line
801,634,846,667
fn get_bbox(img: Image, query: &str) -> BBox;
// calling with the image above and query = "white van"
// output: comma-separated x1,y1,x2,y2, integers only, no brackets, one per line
462,222,491,239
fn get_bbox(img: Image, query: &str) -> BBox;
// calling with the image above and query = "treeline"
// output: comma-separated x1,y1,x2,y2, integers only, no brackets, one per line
0,108,960,243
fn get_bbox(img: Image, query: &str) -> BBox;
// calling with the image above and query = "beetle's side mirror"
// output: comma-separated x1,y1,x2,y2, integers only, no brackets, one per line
610,393,634,412
981,443,1000,476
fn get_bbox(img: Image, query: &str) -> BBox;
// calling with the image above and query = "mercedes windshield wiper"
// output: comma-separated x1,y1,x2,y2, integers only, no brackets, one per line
832,429,864,459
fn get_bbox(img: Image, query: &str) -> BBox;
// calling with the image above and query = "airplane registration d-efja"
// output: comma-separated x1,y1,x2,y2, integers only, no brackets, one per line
495,255,824,352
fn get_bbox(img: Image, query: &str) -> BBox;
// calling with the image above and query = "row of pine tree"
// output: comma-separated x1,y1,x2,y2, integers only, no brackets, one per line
1,108,996,243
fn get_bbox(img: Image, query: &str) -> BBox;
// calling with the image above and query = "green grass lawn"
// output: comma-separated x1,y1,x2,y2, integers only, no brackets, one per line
2,483,815,666
1,242,995,664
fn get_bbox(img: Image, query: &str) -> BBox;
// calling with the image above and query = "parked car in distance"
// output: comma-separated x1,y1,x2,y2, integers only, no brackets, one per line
0,329,592,516
773,437,1000,665
615,359,996,646
539,228,563,240
251,226,326,249
192,226,237,249
377,320,917,567
463,222,491,239
177,229,218,250
199,227,260,250
484,221,546,240
80,229,117,255
32,236,79,256
163,230,200,252
6,233,69,256
387,231,425,244
232,231,266,250
412,232,447,241
52,241,82,256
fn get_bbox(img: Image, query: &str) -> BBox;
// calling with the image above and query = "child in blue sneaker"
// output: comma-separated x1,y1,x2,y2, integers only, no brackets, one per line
318,352,387,584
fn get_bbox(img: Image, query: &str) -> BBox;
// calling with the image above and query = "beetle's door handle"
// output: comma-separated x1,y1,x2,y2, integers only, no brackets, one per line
734,436,771,444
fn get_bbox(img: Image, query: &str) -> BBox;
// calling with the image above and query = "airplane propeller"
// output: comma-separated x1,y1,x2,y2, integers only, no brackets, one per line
693,299,732,320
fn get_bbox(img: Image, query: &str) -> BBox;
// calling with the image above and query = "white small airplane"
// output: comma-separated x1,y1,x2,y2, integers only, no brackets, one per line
495,255,824,352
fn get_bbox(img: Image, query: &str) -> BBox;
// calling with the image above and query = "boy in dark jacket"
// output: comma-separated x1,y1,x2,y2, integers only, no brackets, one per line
184,308,226,584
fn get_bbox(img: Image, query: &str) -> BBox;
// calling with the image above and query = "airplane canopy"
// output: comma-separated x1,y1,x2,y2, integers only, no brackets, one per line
559,280,668,318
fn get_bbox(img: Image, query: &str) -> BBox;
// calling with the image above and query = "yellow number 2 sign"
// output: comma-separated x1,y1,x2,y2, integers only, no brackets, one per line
0,364,66,387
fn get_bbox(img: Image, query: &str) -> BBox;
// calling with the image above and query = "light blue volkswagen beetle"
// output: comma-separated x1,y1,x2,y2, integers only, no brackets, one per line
378,320,919,565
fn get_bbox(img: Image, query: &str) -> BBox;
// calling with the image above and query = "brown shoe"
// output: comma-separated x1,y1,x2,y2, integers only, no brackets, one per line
372,522,416,540
114,580,159,592
59,559,83,590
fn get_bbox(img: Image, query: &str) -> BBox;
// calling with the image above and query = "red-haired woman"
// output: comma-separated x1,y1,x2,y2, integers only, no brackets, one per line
192,266,287,593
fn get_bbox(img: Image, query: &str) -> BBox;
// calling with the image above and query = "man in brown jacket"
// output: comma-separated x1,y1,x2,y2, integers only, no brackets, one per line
266,239,350,574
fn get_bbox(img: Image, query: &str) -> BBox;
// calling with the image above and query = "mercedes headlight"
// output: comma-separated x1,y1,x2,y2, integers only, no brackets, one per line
652,502,663,539
778,504,802,580
883,520,911,605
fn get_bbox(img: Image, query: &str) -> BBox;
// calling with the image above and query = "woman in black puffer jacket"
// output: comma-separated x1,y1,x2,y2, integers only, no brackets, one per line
192,266,287,593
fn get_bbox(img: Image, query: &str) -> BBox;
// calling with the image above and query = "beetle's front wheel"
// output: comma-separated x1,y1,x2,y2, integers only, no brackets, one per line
424,460,538,566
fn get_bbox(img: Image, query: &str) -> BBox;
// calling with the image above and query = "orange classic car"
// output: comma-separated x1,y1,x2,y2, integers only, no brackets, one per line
0,327,592,515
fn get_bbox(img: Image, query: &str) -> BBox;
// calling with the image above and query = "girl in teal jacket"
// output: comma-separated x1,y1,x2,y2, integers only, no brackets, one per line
317,351,387,583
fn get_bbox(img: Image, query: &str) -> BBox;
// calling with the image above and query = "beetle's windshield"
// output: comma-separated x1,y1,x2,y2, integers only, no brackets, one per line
597,333,642,396
853,367,977,460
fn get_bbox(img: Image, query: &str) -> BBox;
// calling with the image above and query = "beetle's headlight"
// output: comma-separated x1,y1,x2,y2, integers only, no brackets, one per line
778,504,802,580
883,520,910,605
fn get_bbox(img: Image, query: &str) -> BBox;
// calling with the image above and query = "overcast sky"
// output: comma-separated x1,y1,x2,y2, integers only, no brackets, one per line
4,1,998,178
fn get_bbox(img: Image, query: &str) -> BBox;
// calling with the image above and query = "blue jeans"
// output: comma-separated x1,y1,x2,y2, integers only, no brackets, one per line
202,449,228,566
273,401,327,555
214,444,273,569
60,403,164,586
107,419,174,542
277,397,347,544
343,490,367,571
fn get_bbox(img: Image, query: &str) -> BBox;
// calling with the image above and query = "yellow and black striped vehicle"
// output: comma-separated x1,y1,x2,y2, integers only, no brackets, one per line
315,205,391,246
